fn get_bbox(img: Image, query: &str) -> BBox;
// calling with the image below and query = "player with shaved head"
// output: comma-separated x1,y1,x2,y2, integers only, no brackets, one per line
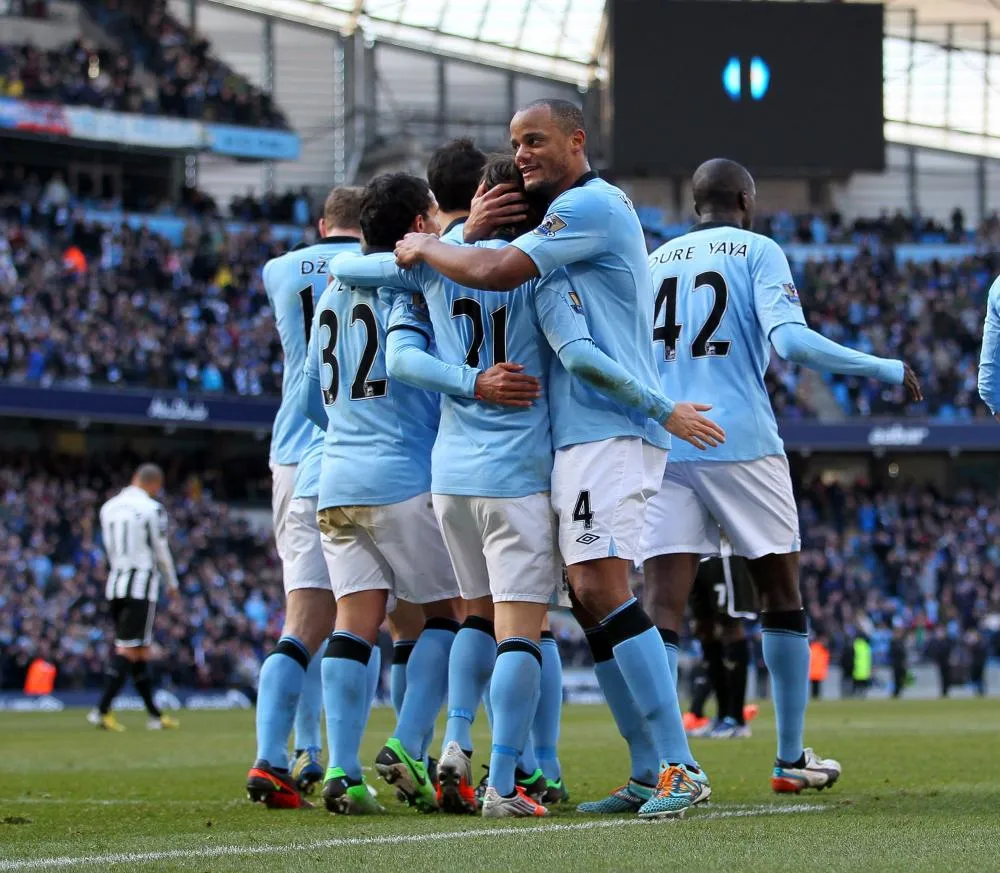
640,157,921,796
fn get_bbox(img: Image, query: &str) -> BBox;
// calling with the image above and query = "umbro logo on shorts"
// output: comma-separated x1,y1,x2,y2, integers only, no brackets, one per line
576,533,600,545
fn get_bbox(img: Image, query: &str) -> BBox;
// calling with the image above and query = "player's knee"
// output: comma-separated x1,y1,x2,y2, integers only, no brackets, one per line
719,618,745,645
757,582,802,613
335,590,388,644
457,595,493,623
567,563,631,619
283,589,336,652
117,646,144,662
420,597,462,623
387,598,425,641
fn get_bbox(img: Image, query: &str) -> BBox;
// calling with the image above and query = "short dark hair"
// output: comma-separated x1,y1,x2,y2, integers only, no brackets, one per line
522,98,586,136
480,153,546,238
426,138,487,213
323,186,364,231
360,173,434,251
134,463,164,487
692,158,754,213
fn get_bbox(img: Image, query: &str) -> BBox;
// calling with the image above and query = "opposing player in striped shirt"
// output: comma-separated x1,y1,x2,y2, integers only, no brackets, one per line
92,464,179,732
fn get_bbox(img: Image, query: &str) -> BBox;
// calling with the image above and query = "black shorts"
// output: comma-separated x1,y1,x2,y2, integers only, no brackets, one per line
690,555,758,622
110,598,155,647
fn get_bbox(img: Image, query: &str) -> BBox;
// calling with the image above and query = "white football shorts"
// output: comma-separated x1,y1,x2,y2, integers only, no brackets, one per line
281,496,331,594
551,437,667,565
432,491,560,604
639,455,801,562
318,492,460,605
269,460,297,563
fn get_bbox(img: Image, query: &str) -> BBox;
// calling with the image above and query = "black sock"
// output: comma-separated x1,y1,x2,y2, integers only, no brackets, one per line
689,663,711,719
703,640,726,721
98,654,130,715
131,660,161,718
723,639,750,724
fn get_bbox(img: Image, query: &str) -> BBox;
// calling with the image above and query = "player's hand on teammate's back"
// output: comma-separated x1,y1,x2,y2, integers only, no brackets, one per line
395,232,437,268
474,362,542,407
462,182,529,243
663,403,726,450
902,363,923,403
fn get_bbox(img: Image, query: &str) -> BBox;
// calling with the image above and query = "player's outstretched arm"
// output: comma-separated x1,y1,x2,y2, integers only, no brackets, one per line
770,322,922,400
330,251,420,291
394,233,537,291
385,328,477,398
978,280,1000,419
386,329,541,407
556,338,725,449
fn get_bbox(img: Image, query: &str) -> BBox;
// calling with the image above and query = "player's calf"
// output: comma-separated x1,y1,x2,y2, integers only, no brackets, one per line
486,601,549,813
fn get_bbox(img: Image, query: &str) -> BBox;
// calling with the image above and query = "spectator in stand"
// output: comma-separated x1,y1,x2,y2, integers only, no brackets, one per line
80,0,288,128
798,252,994,420
0,0,288,128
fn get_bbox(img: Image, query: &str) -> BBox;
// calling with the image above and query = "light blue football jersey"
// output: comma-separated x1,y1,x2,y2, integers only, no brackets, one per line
648,223,807,464
979,276,1000,415
264,237,361,466
510,173,669,451
332,246,589,497
305,279,440,509
440,218,467,244
292,432,323,500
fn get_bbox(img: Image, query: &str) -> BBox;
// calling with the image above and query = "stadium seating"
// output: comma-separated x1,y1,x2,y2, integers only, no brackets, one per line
2,175,994,419
0,455,283,692
5,450,992,692
1,0,288,128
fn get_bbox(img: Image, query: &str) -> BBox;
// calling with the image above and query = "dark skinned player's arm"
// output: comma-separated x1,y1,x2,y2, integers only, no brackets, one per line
417,238,539,291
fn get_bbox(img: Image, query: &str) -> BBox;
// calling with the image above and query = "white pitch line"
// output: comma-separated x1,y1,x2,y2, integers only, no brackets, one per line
0,803,825,872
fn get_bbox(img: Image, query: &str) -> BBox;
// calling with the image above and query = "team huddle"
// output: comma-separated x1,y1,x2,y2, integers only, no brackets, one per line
239,98,923,820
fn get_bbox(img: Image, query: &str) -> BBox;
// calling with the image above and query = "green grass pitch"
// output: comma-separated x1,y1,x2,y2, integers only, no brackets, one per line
1,699,998,872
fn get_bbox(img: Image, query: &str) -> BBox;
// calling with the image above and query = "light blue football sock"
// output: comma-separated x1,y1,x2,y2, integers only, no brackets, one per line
255,636,309,768
322,632,372,782
489,640,542,797
293,650,324,752
394,620,457,759
762,619,810,764
444,619,496,754
390,640,415,718
533,633,564,781
603,599,696,769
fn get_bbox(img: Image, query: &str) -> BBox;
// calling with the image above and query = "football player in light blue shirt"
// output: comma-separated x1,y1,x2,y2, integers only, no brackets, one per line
298,173,463,816
393,99,717,818
248,188,363,810
332,153,686,813
979,277,1000,418
426,137,487,246
641,158,922,801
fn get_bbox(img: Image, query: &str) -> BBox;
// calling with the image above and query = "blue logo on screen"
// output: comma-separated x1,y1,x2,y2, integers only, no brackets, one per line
722,56,770,101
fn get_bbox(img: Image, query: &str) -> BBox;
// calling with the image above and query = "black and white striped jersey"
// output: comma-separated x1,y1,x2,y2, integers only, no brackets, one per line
99,485,179,602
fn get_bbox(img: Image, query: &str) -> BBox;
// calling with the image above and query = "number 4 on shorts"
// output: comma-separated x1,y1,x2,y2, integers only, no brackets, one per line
572,490,594,530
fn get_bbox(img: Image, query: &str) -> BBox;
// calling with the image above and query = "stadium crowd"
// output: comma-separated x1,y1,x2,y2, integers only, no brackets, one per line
0,455,283,693
0,0,287,127
1,205,286,394
1,451,996,693
796,251,994,419
0,173,995,419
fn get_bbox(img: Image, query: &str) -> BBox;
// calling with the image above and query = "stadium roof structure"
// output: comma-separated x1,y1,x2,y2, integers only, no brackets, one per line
202,0,607,82
204,0,1000,157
